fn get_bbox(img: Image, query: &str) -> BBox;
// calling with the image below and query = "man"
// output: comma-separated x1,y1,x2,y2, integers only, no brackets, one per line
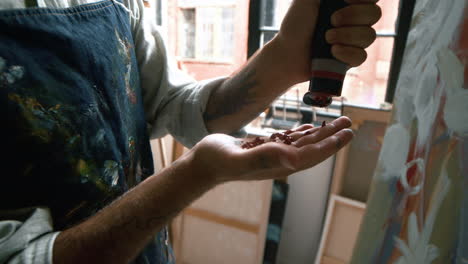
0,0,380,263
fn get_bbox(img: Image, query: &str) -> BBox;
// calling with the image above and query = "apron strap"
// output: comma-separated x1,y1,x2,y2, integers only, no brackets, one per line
111,0,139,20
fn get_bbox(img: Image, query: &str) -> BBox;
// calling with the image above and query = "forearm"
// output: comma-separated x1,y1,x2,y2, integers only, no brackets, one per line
204,37,303,134
203,0,379,134
53,152,215,264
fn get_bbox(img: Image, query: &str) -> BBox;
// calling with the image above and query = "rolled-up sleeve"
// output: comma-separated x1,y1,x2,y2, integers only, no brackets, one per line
128,0,227,147
0,208,59,264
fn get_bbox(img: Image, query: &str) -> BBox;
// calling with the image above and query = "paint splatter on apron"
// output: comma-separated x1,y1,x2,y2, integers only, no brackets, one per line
0,1,174,262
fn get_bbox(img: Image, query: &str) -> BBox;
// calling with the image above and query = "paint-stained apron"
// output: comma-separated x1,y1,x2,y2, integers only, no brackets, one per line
0,1,174,263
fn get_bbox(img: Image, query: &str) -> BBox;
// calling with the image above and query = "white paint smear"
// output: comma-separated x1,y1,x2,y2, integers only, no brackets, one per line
444,95,468,137
394,0,466,143
437,49,464,96
379,124,410,180
437,49,468,137
433,0,466,49
393,162,451,264
394,94,416,127
413,57,441,145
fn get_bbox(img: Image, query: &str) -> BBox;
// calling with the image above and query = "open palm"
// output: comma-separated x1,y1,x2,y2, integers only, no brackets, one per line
190,116,354,184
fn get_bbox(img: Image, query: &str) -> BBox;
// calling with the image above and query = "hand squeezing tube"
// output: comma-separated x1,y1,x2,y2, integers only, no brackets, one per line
303,0,349,107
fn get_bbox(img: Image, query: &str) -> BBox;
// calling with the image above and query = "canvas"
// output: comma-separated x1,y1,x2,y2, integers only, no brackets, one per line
351,0,468,263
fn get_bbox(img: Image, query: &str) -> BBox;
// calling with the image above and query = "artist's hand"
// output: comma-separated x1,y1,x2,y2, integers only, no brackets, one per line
274,0,381,84
190,116,353,184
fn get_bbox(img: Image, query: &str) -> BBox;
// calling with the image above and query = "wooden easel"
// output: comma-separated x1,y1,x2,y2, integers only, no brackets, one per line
314,104,392,264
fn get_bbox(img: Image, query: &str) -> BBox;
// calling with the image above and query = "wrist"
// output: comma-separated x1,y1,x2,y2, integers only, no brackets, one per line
180,148,220,189
261,37,299,88
267,34,311,86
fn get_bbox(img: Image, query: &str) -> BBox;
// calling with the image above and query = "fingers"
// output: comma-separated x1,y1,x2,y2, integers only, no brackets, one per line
326,3,380,66
289,127,321,142
231,116,354,181
291,124,315,132
326,26,376,48
287,123,315,141
235,116,353,177
331,4,382,27
294,116,352,147
332,45,368,67
326,26,375,66
297,128,354,169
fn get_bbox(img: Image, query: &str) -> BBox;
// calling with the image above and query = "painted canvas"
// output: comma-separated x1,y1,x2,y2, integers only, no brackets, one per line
351,0,468,263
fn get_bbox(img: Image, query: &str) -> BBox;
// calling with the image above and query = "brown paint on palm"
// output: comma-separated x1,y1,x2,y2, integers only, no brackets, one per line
241,131,294,149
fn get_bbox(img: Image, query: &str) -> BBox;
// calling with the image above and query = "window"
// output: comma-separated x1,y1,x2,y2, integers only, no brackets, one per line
155,0,162,26
178,1,236,61
180,8,196,58
166,0,248,80
249,0,416,108
150,0,168,39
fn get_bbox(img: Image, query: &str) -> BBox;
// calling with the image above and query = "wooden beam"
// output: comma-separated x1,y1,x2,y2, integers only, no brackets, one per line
321,255,345,264
157,139,168,168
330,144,351,195
184,207,260,234
171,139,186,163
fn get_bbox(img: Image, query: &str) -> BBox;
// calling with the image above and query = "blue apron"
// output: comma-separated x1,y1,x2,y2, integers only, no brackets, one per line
0,1,174,263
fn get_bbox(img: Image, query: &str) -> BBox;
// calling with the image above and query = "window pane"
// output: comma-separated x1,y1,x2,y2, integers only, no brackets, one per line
198,7,216,58
179,6,235,61
260,31,276,46
261,0,276,27
180,8,195,58
374,0,400,33
155,0,162,25
260,0,399,32
341,37,395,107
260,0,292,28
221,7,235,59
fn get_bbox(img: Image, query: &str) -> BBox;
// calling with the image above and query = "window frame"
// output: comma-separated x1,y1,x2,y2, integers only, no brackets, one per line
176,2,237,63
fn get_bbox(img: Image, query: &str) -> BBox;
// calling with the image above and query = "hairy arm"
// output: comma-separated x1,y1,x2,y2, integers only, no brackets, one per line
53,153,215,264
204,39,298,134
